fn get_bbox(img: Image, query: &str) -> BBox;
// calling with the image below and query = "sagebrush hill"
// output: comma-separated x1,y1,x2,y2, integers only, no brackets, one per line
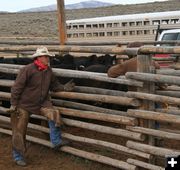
0,0,179,38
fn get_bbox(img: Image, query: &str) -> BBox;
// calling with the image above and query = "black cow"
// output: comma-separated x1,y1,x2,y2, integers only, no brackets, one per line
51,54,75,70
76,64,125,110
97,54,116,67
0,57,33,65
74,54,116,71
50,55,62,66
13,58,33,65
74,54,98,70
78,64,110,89
81,64,127,91
76,54,115,88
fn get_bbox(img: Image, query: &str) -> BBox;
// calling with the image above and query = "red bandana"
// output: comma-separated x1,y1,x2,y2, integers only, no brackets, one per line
34,59,48,71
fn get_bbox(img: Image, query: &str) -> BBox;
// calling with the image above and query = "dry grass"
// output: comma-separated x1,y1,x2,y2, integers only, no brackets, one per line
0,0,179,38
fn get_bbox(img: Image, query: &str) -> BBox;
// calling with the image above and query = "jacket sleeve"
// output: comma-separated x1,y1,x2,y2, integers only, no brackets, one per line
50,73,65,92
11,67,28,106
107,64,126,78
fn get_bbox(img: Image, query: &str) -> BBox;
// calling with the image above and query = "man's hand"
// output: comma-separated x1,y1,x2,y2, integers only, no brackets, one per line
64,79,75,92
7,105,17,113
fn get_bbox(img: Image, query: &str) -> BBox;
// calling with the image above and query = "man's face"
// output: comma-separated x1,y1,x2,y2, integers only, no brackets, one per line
38,55,50,66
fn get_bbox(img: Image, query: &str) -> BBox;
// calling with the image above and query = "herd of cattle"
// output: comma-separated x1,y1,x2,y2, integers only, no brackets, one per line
0,54,116,72
0,53,119,88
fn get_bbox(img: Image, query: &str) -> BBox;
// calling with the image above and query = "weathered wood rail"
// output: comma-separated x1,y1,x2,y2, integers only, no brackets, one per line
0,39,179,46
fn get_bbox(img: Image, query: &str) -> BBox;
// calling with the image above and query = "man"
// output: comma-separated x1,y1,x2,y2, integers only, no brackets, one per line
8,46,75,166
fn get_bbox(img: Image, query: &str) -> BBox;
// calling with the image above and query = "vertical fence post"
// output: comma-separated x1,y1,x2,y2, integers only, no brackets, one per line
57,0,67,45
137,54,155,163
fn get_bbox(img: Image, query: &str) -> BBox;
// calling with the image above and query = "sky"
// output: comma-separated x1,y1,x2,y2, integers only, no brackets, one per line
0,0,167,12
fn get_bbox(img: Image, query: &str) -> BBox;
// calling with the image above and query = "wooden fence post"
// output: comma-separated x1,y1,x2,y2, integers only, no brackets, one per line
57,0,67,45
137,54,155,163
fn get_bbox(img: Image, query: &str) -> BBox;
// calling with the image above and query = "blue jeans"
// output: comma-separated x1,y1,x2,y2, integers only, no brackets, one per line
13,148,24,161
48,120,62,147
13,120,61,161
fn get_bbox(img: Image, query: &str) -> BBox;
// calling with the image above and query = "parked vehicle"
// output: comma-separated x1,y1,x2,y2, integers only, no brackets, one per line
158,29,180,44
154,29,180,68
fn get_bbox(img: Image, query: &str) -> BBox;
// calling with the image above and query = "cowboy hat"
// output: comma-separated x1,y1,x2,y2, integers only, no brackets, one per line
32,46,53,58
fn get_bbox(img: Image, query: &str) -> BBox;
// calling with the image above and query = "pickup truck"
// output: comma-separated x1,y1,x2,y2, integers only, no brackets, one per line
154,29,180,68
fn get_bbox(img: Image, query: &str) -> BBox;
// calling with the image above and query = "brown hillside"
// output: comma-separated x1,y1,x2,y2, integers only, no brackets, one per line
0,0,179,38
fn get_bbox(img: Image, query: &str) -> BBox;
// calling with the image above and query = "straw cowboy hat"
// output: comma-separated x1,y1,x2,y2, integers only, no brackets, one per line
32,46,53,58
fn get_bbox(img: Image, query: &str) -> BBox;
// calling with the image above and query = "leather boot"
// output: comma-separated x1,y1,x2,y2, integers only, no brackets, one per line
15,160,27,167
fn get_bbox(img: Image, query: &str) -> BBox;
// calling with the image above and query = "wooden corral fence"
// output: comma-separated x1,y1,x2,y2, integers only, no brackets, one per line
0,44,180,169
0,39,179,62
0,37,179,46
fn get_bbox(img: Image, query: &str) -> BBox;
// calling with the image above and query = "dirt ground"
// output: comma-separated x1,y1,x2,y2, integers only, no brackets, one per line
0,119,127,170
0,133,119,170
1,120,180,170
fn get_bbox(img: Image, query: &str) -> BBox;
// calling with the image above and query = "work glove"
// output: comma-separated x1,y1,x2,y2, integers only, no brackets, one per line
7,105,17,113
64,79,75,92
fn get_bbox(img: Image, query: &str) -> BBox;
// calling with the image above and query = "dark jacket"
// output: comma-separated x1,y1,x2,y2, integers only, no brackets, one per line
107,57,160,78
107,57,137,78
11,63,64,114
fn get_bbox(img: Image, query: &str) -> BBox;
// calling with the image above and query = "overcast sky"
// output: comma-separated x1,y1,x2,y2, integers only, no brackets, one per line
0,0,167,12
